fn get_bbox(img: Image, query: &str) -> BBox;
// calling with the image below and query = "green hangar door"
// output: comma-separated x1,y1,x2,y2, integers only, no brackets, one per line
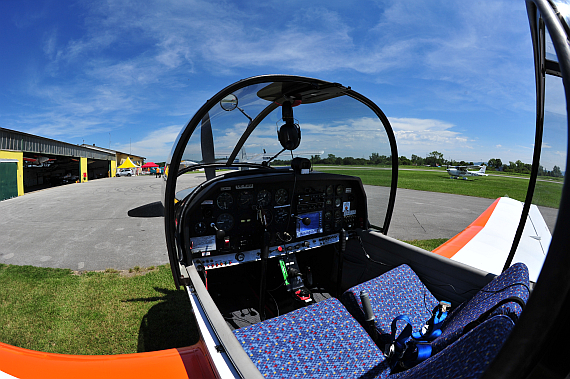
0,160,18,201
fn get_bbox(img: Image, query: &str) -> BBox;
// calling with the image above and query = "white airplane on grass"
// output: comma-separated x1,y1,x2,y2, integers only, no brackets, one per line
446,165,488,179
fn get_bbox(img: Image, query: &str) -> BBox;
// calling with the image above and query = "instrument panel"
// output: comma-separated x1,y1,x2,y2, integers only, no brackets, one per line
179,171,367,269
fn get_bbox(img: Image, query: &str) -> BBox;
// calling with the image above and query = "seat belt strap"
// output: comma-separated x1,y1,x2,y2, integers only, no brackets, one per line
412,300,451,341
384,315,414,368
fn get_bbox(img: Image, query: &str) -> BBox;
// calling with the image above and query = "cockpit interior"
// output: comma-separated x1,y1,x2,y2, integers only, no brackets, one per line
163,58,569,377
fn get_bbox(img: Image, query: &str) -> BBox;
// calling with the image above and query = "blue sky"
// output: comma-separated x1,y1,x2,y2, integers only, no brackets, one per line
0,0,538,164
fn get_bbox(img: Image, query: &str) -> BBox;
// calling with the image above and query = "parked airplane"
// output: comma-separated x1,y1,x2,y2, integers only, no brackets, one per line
2,1,570,378
22,156,55,166
180,160,203,171
446,165,488,179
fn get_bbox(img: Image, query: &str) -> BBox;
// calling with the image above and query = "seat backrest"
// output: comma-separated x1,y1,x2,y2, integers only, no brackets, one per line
392,314,516,379
429,262,529,355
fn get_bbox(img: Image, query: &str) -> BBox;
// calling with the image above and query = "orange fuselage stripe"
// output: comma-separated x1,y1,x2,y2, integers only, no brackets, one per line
0,341,217,379
433,198,501,259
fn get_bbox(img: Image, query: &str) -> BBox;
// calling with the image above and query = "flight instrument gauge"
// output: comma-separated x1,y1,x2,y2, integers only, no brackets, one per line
238,191,254,208
216,192,233,210
336,185,344,196
274,188,288,205
326,185,334,196
195,222,207,235
216,213,234,231
275,208,288,223
257,189,272,207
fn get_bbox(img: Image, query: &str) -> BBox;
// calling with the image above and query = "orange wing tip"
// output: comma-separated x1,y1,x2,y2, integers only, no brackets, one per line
433,198,501,259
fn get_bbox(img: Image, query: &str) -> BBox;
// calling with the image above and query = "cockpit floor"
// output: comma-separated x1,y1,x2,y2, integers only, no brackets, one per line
204,261,334,331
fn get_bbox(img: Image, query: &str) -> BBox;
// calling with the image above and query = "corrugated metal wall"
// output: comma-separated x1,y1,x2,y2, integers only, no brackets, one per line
0,128,114,161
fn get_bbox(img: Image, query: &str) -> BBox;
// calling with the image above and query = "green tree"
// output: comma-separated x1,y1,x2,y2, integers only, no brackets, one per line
425,151,444,167
411,154,424,166
487,158,503,169
369,153,390,165
323,154,337,164
343,157,356,165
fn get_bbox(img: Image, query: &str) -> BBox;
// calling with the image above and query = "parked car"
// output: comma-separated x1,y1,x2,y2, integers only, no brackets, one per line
61,173,79,184
116,168,134,177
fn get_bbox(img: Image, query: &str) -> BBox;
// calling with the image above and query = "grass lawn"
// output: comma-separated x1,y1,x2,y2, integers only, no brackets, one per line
314,166,562,208
404,238,449,251
0,237,447,355
0,264,198,355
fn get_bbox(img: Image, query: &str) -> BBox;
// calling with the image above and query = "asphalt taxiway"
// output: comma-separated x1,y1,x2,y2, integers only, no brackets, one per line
0,175,558,271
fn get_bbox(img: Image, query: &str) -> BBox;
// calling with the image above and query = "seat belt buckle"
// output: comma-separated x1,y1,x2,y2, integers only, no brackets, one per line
385,343,395,358
439,300,451,313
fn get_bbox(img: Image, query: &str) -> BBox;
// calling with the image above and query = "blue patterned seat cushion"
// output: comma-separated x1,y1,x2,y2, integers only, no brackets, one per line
391,314,515,379
341,264,439,336
341,262,528,362
429,262,529,355
233,297,390,378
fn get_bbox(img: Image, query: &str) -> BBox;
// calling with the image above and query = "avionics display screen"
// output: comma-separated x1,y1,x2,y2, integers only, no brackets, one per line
296,211,323,238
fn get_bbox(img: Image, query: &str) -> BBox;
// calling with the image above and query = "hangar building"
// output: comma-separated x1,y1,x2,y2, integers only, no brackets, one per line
0,128,118,201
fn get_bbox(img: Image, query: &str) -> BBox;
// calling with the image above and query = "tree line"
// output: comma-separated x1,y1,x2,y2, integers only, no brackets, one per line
273,151,564,177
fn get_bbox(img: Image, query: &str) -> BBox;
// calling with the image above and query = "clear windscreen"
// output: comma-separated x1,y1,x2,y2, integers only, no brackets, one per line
509,20,568,282
533,75,566,214
171,80,394,229
534,1,568,224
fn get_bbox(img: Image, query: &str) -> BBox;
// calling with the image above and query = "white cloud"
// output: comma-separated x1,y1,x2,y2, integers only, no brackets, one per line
112,124,182,161
5,0,538,160
390,117,468,145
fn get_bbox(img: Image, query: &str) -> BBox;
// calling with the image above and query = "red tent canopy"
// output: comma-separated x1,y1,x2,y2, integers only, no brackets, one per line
141,162,159,168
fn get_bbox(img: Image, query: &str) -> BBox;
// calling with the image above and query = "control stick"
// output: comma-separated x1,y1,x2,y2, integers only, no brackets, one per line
360,290,379,343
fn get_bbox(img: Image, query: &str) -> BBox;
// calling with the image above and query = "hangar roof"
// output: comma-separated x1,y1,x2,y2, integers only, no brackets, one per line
0,128,115,161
